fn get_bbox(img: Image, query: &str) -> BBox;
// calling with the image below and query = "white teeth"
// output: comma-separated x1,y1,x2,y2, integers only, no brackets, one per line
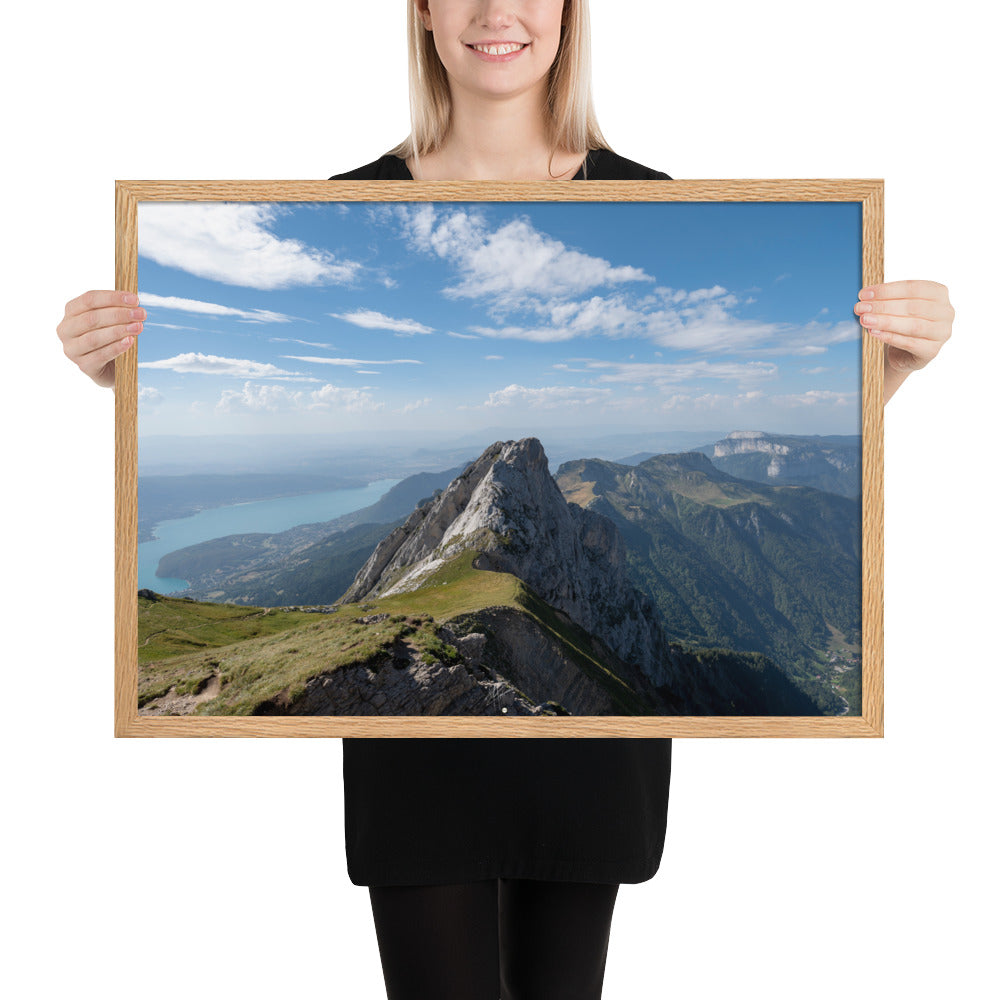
471,43,526,56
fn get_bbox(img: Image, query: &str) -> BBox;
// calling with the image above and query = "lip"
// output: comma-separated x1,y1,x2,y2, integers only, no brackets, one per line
465,40,530,62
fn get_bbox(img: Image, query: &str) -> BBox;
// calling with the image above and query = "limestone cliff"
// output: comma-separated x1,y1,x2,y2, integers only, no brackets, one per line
708,430,860,495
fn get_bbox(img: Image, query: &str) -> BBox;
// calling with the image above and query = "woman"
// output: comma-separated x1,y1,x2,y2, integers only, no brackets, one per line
56,2,953,997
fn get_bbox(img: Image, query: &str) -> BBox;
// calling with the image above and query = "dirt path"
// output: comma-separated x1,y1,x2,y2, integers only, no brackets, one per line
138,673,222,716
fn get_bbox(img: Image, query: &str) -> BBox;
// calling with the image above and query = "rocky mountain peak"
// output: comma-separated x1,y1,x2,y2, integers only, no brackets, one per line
340,437,674,684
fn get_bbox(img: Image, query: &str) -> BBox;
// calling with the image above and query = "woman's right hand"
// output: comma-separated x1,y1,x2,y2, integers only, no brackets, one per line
57,290,146,389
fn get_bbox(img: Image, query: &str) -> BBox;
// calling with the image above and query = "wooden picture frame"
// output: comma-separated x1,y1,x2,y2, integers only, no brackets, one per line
115,179,883,738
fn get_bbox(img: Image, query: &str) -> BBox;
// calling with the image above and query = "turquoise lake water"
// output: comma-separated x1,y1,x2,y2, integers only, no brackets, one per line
138,479,400,594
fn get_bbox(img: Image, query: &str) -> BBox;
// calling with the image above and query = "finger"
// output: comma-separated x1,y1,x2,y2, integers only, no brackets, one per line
854,297,954,322
76,320,143,357
857,312,943,340
858,279,949,302
865,326,940,360
67,304,146,336
77,333,138,379
58,305,146,350
62,289,139,320
62,317,144,362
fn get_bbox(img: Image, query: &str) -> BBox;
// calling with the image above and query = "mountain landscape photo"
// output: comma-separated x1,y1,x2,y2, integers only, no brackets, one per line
135,198,865,718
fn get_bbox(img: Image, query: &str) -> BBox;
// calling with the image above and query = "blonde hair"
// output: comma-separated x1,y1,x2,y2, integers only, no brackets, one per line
387,0,611,176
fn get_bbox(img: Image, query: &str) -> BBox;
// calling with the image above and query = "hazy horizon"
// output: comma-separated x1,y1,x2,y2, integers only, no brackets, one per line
137,426,859,478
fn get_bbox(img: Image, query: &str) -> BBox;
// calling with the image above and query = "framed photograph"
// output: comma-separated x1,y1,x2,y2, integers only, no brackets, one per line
115,179,883,738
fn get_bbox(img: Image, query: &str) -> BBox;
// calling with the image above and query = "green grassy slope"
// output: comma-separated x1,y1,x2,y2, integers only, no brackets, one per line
554,455,861,713
137,552,651,716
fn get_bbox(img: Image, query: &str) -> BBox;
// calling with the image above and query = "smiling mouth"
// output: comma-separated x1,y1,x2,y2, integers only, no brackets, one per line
467,42,529,56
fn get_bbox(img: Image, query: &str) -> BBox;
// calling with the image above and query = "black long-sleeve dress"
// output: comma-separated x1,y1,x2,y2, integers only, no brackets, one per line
329,148,673,886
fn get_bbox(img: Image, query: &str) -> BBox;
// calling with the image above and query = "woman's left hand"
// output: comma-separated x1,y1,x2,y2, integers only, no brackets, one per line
855,280,954,402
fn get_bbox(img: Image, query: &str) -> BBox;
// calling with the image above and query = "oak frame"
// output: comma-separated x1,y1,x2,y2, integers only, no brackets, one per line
115,179,884,738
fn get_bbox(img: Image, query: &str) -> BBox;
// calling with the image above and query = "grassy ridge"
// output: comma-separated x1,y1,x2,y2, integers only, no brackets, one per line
138,594,322,663
138,552,656,715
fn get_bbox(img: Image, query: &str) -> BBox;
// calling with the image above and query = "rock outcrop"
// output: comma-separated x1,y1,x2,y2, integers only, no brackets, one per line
247,606,634,717
709,430,860,495
713,430,791,459
341,437,676,688
260,635,544,716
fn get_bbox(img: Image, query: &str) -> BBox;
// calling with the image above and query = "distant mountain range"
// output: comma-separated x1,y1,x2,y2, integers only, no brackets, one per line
693,431,861,496
140,436,862,718
555,450,861,713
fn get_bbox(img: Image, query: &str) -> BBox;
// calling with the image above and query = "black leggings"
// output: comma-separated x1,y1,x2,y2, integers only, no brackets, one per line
368,878,620,1000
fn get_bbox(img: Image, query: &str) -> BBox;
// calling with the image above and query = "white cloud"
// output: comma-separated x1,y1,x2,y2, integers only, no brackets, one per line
138,386,163,404
447,331,480,340
329,309,433,335
139,292,292,324
603,395,650,412
642,303,860,357
825,320,863,344
654,390,767,413
547,295,642,335
308,384,383,412
467,287,851,356
397,205,652,302
338,204,864,369
270,337,335,349
643,306,783,353
642,387,856,416
576,359,778,387
748,320,861,357
484,355,503,361
484,384,613,409
138,203,362,289
282,355,421,366
684,285,729,304
139,352,298,378
216,382,382,414
217,383,303,412
772,389,858,407
400,397,432,413
469,323,577,344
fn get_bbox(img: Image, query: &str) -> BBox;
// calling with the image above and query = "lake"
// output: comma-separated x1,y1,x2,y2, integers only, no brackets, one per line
138,479,400,593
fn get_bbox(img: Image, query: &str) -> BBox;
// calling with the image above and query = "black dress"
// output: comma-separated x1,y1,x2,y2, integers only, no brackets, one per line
329,148,673,887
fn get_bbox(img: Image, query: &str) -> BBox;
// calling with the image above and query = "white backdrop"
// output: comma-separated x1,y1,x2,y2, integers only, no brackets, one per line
6,2,996,997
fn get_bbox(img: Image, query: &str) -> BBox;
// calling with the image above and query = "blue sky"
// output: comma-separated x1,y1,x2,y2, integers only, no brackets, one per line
137,199,863,439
